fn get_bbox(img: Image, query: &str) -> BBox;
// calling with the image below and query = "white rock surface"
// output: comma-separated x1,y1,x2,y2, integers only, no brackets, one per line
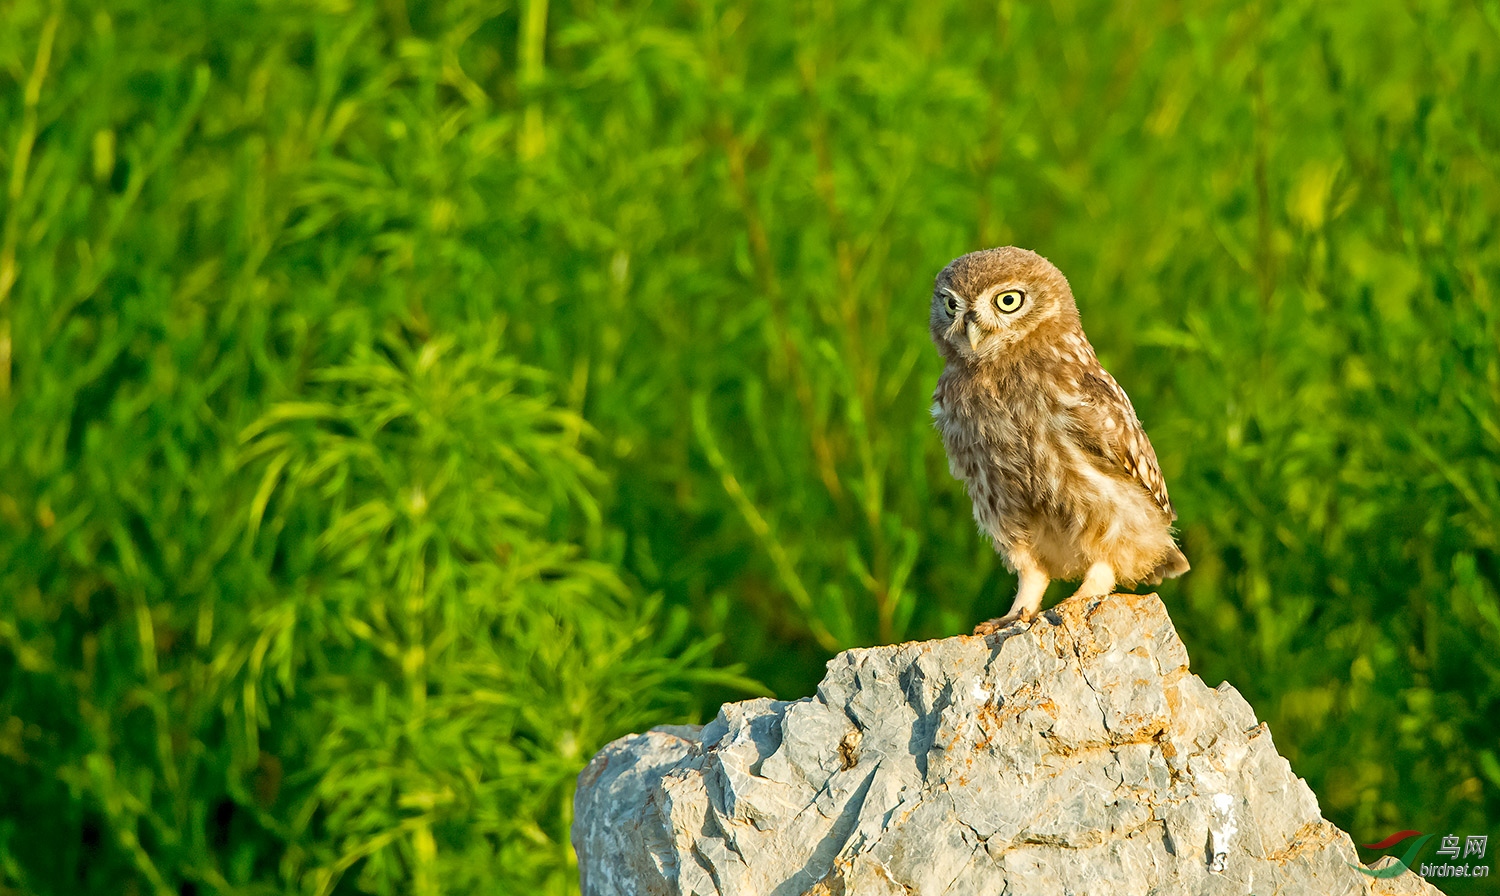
573,592,1442,896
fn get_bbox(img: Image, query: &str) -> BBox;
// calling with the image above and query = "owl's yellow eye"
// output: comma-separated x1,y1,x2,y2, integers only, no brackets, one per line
943,291,959,315
995,290,1025,313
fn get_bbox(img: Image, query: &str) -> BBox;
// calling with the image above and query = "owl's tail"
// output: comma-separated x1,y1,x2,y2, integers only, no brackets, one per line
1143,545,1190,585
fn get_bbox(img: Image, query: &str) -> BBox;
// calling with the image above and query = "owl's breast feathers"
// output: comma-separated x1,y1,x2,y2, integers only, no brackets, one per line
932,365,1066,536
933,345,1176,526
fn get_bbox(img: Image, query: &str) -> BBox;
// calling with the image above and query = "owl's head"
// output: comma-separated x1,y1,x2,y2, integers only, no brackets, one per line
929,246,1079,363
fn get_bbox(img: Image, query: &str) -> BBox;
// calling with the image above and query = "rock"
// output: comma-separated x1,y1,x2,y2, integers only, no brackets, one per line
573,592,1442,896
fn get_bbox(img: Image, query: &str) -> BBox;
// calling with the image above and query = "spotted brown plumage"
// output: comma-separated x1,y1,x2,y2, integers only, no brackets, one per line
929,246,1188,633
1065,358,1176,521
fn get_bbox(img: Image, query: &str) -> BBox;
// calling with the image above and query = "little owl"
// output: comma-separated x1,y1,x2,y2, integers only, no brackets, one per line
929,246,1188,634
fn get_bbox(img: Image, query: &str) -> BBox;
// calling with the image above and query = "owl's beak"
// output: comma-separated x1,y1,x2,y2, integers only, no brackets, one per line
965,318,983,352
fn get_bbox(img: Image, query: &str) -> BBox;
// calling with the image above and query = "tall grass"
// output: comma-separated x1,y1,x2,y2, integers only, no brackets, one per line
0,0,1496,893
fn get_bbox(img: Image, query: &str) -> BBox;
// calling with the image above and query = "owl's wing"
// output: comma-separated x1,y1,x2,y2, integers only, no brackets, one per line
1063,368,1176,520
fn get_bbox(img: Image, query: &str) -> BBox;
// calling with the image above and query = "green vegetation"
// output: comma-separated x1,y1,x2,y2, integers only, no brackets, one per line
1,0,1497,892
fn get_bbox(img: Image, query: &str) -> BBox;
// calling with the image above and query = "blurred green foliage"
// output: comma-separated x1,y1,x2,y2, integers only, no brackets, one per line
1,0,1497,893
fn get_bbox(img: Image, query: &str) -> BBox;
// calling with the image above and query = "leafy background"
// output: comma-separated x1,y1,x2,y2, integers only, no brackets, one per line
1,0,1497,893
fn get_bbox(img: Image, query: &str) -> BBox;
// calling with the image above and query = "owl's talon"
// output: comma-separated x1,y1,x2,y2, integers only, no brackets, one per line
972,611,1034,636
1068,562,1116,602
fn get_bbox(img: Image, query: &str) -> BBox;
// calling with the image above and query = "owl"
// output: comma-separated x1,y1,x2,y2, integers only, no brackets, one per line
929,246,1188,634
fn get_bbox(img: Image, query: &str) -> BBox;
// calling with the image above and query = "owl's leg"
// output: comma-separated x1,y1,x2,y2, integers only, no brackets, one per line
973,562,1049,635
1070,561,1116,599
